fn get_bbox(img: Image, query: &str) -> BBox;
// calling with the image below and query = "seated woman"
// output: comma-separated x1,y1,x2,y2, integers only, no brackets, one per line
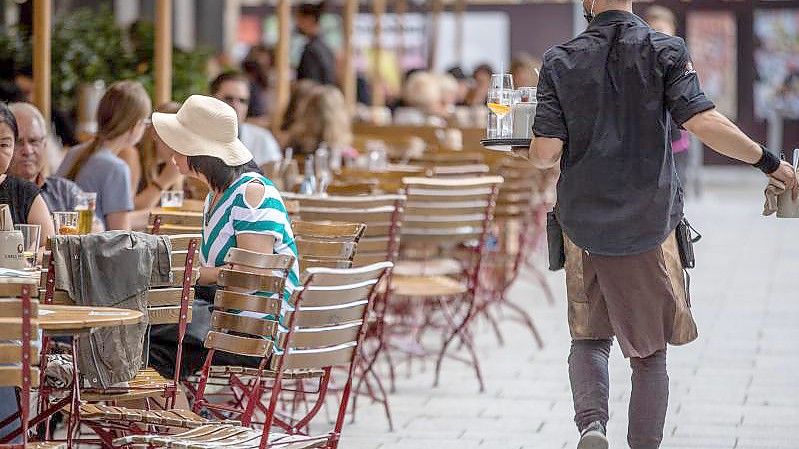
57,80,152,230
0,103,54,243
0,102,54,442
119,102,184,211
148,95,299,380
285,85,356,163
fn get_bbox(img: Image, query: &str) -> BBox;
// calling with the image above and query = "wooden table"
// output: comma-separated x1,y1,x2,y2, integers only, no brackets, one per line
37,304,144,334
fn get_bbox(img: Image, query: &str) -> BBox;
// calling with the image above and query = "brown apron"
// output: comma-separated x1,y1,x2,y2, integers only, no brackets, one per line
564,231,698,358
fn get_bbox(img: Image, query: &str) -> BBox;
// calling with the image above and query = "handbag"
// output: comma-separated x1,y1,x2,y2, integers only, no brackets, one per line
546,210,566,271
675,218,701,269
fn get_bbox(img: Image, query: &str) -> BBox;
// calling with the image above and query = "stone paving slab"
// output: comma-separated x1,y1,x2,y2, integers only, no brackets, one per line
333,168,799,449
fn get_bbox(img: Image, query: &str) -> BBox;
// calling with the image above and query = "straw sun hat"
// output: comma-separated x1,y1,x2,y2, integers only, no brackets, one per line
152,95,254,166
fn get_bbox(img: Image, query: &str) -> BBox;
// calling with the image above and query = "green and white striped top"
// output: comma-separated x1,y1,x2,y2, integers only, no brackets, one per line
201,172,300,321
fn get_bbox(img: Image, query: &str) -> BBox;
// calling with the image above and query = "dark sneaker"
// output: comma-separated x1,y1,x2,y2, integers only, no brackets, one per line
577,421,608,449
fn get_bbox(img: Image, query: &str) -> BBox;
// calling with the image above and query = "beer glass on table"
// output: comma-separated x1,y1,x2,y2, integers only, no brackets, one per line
161,190,185,211
75,192,97,234
53,212,79,236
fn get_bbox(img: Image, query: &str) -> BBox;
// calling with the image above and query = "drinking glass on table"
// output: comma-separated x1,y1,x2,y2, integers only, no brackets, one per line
53,211,79,235
486,73,515,139
160,190,184,211
14,224,40,270
75,192,97,234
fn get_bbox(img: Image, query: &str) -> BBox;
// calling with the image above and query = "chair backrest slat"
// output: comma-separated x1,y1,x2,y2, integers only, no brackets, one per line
0,344,39,365
149,212,203,227
286,301,367,328
211,311,279,337
224,249,295,270
149,306,193,325
0,366,40,388
213,290,282,316
277,344,357,371
296,240,357,259
0,298,39,317
217,269,286,293
204,331,272,358
168,234,203,252
291,221,366,242
285,321,363,349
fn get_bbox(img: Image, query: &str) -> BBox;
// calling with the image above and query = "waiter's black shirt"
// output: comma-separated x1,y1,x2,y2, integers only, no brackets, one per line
533,10,714,256
297,36,337,86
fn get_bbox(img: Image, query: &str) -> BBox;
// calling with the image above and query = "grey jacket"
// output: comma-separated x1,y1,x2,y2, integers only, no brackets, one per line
51,231,172,388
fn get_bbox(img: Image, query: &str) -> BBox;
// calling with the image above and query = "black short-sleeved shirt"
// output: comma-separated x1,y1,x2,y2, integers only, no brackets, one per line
0,175,41,225
533,10,715,256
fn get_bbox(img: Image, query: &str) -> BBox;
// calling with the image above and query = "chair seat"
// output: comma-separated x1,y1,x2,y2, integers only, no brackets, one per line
391,275,467,297
80,404,239,428
393,258,463,277
81,368,172,401
209,365,324,380
113,423,328,448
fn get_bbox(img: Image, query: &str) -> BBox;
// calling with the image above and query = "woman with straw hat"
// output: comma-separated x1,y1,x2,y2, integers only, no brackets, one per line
147,95,300,380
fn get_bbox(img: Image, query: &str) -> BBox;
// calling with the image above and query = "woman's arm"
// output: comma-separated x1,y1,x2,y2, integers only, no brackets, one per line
26,194,55,250
105,211,131,231
133,162,183,211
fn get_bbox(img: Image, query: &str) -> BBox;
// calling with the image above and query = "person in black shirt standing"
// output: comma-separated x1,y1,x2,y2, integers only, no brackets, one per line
295,2,337,86
516,1,799,448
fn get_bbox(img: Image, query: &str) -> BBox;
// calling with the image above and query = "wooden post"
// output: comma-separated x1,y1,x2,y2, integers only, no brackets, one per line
455,0,466,64
371,0,387,108
427,0,444,70
271,0,291,134
342,0,358,112
154,0,173,105
32,0,51,123
395,0,407,69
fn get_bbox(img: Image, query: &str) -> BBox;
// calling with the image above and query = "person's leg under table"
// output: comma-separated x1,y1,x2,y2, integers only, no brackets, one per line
628,349,669,449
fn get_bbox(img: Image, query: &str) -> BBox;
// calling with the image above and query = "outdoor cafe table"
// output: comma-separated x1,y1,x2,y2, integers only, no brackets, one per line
18,303,145,447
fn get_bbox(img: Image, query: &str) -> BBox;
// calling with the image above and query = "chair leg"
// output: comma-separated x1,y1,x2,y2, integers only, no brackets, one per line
503,300,545,349
434,296,485,393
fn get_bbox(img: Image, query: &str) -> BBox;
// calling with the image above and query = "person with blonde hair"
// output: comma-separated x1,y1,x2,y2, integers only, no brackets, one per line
57,80,152,230
286,85,353,155
119,102,184,211
395,71,448,126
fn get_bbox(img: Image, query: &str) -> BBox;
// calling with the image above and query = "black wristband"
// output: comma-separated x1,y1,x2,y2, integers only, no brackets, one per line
753,145,781,174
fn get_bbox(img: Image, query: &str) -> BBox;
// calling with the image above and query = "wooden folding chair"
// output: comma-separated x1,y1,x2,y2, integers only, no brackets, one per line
387,175,503,392
290,220,366,272
149,210,204,235
113,262,392,449
0,281,64,449
36,235,200,446
285,194,406,429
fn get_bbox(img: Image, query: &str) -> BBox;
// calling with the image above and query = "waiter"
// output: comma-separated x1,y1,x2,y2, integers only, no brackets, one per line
295,2,337,86
517,1,799,449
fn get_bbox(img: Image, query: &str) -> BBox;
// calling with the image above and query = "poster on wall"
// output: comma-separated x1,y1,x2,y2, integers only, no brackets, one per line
686,11,738,120
754,9,799,120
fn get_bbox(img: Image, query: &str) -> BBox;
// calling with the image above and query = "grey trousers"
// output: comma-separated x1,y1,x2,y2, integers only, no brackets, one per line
568,339,669,449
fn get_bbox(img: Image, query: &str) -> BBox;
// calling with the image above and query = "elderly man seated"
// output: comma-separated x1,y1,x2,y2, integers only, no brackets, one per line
8,102,84,212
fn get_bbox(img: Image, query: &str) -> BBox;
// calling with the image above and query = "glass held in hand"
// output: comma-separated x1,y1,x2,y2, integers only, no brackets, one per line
14,224,40,270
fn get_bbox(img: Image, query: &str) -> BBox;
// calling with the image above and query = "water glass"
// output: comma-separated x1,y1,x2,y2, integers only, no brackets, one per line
14,224,40,270
53,211,79,235
161,190,185,211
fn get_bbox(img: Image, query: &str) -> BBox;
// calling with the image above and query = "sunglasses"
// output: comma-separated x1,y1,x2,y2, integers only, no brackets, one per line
222,96,250,105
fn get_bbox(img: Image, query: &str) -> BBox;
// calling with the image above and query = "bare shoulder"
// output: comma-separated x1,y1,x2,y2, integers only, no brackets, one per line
244,179,266,207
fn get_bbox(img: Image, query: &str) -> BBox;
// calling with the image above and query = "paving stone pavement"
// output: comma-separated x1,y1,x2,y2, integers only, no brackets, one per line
332,167,799,449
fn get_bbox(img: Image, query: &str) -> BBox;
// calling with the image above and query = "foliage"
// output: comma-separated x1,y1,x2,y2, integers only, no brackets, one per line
0,7,211,109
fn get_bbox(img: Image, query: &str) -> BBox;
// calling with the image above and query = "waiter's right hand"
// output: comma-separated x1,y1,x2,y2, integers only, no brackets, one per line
770,161,799,200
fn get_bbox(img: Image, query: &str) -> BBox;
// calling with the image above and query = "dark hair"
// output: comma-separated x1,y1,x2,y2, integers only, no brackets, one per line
210,71,250,95
473,63,495,77
297,1,325,22
188,155,261,192
0,102,19,141
447,66,467,80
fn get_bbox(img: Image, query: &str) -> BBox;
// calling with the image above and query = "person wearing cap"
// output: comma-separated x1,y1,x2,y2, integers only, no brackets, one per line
516,1,799,448
147,95,300,381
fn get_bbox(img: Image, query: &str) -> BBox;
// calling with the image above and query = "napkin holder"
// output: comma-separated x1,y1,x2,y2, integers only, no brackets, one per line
0,205,24,269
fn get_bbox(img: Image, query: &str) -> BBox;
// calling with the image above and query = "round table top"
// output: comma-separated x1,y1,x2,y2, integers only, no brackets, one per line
37,305,144,332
